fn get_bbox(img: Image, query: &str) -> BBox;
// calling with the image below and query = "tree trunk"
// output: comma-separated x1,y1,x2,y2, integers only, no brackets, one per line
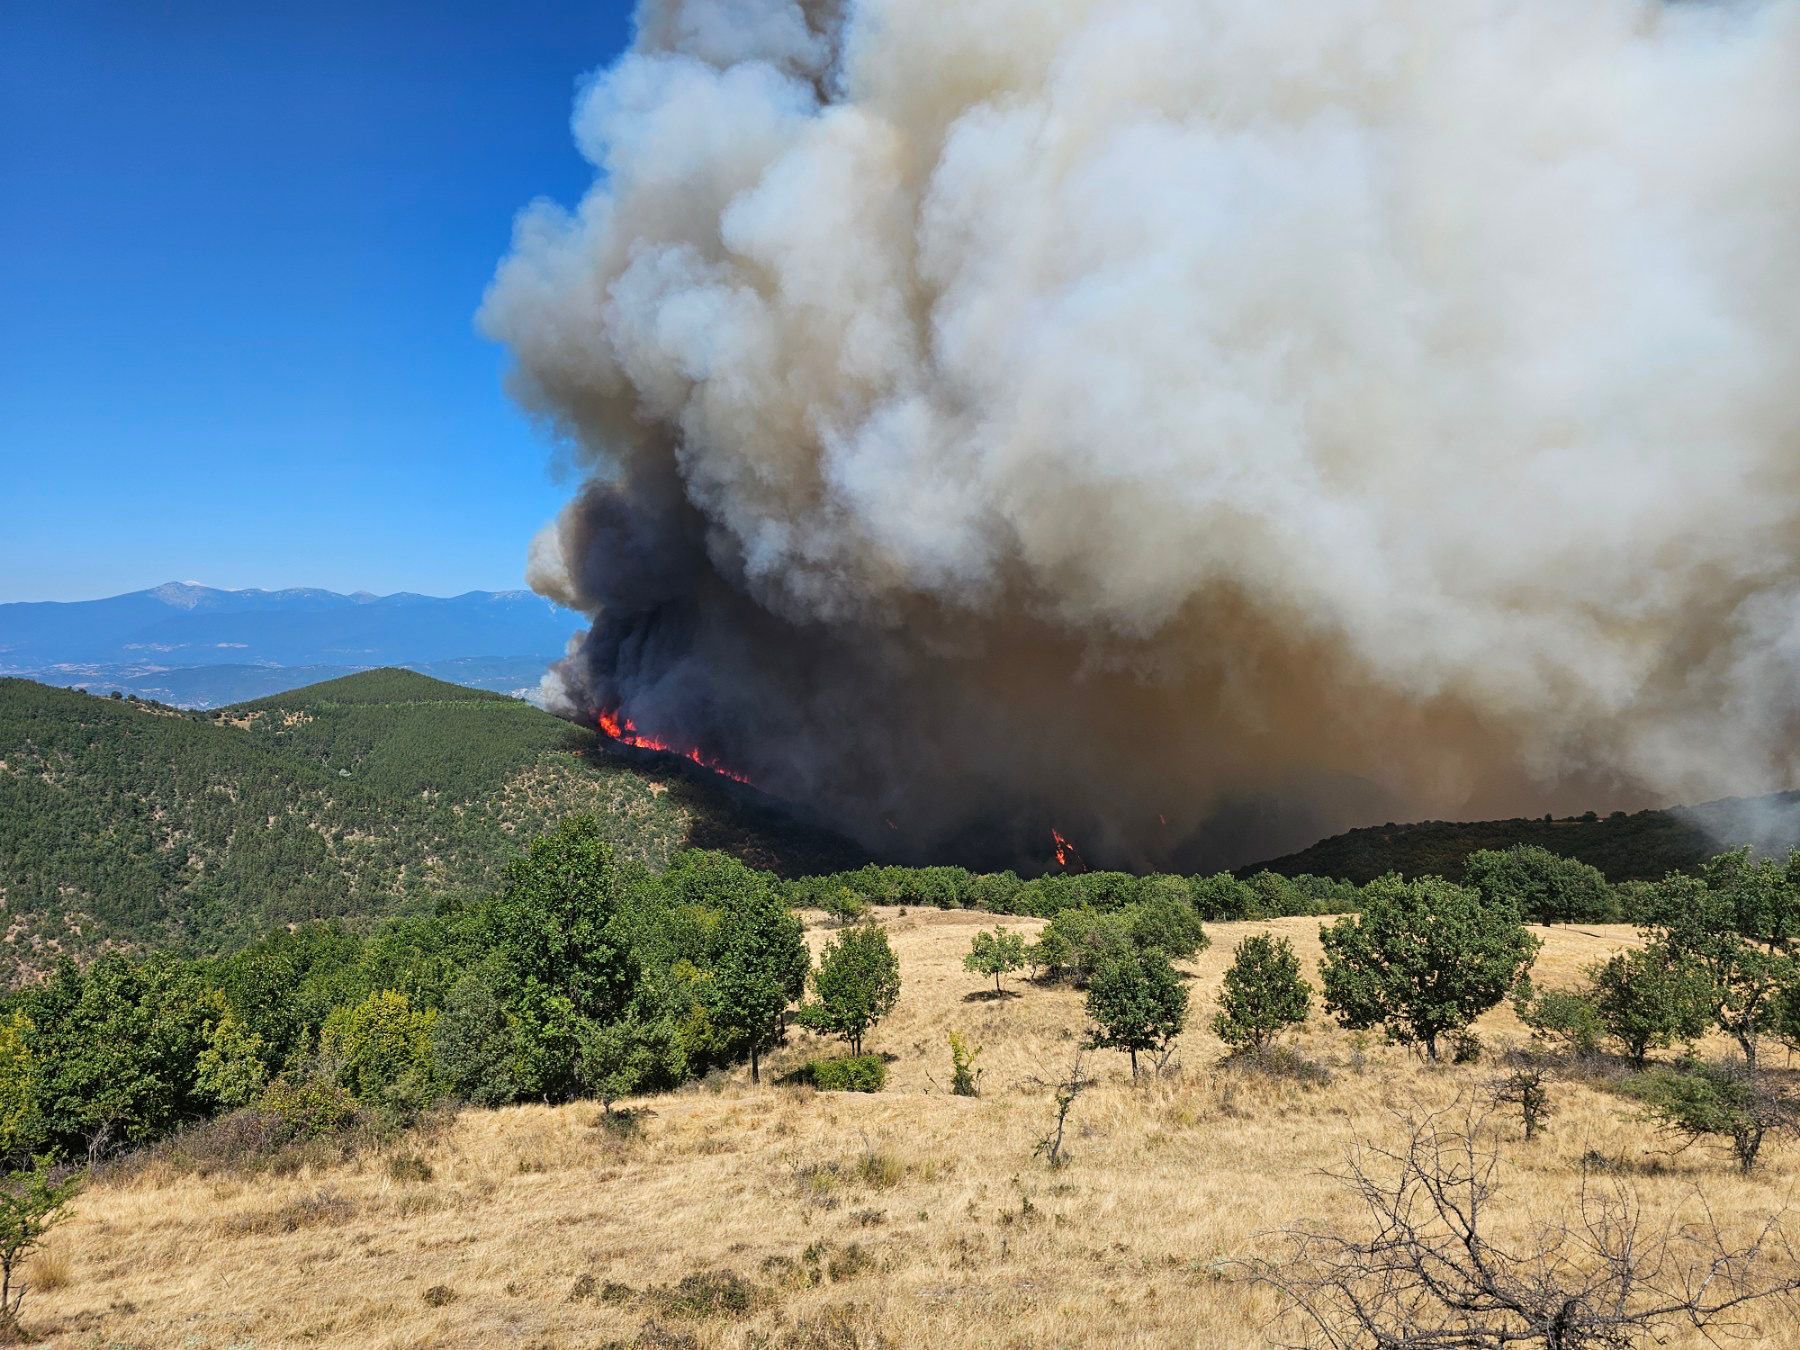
1423,1034,1439,1062
995,971,1002,994
1128,1047,1138,1077
751,1045,760,1084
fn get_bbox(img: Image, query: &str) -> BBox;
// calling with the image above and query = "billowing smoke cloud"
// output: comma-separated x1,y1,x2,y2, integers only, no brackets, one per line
484,0,1800,870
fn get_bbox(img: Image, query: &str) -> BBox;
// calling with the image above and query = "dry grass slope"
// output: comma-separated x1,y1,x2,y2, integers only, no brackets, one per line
27,912,1800,1347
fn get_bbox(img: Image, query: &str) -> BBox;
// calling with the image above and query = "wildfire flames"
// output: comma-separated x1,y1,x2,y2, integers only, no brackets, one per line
597,709,753,786
1051,827,1080,869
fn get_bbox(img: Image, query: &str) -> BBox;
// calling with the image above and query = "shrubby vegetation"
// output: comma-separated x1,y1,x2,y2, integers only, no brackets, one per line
0,818,855,1170
0,673,859,972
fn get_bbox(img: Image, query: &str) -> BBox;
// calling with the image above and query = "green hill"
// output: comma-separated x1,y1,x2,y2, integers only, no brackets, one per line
1244,792,1800,884
0,670,861,975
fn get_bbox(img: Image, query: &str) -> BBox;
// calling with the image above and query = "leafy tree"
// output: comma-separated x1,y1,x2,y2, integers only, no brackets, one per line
1126,891,1210,962
430,964,519,1106
1029,907,1133,986
1320,875,1540,1061
580,1017,684,1115
0,1161,80,1329
1463,845,1612,924
17,955,228,1157
963,928,1027,994
0,1016,39,1165
194,1011,268,1109
479,818,643,1098
796,924,900,1056
818,887,871,927
1510,980,1603,1057
1212,934,1311,1053
1587,948,1711,1066
318,990,437,1109
1627,1061,1798,1173
1189,873,1255,921
707,881,809,1082
1639,852,1800,1067
1086,949,1189,1076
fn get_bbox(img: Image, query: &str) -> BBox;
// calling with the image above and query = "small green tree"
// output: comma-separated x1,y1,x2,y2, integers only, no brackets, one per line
1320,875,1540,1061
431,965,520,1107
708,885,809,1082
1126,891,1211,961
818,887,871,928
1510,980,1603,1057
1212,934,1311,1053
1463,845,1612,924
318,990,437,1110
1627,1061,1798,1173
579,1018,683,1116
948,1030,982,1097
194,1009,268,1110
796,924,900,1056
1587,949,1712,1066
1028,907,1132,986
1086,949,1189,1076
0,1161,80,1328
1640,853,1800,1068
963,928,1027,994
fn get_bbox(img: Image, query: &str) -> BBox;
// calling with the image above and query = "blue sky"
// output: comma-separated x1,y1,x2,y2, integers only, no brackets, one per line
0,1,634,602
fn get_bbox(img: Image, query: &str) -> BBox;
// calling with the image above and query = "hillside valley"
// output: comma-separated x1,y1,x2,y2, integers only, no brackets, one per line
0,670,862,974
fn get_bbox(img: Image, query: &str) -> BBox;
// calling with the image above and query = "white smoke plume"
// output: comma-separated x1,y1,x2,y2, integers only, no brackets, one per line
483,0,1800,869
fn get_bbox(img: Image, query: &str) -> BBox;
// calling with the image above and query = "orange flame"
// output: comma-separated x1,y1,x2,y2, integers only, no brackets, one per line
1051,827,1076,867
597,708,753,786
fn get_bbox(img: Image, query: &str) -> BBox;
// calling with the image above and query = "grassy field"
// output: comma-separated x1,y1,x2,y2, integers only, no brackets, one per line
29,912,1800,1347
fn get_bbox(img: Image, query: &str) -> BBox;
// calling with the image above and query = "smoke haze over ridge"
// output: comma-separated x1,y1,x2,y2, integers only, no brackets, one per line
482,0,1800,870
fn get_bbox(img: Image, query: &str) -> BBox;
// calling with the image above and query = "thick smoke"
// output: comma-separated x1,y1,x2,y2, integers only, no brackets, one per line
484,0,1800,870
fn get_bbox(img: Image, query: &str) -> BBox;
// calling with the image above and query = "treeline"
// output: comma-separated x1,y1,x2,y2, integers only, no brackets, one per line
0,819,1791,1177
0,819,884,1167
785,841,1643,927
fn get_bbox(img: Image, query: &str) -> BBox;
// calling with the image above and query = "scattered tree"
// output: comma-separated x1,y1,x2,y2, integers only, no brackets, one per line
1212,934,1311,1053
796,924,900,1056
1627,1060,1800,1174
963,928,1027,994
1320,875,1540,1061
1511,980,1603,1057
708,883,809,1082
1490,1064,1553,1141
948,1030,982,1097
579,1018,683,1116
1086,949,1189,1076
1638,851,1800,1068
1586,948,1711,1066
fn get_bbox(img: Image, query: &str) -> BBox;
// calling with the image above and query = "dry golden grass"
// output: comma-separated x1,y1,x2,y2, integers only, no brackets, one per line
29,910,1800,1347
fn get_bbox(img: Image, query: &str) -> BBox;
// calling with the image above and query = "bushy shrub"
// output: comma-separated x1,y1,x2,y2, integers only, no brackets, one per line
1213,934,1311,1052
1463,845,1613,924
1511,980,1604,1056
259,1075,361,1140
806,1056,887,1093
318,989,437,1111
1625,1060,1798,1173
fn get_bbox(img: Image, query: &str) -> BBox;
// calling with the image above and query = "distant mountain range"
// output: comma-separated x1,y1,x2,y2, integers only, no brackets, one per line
0,582,581,706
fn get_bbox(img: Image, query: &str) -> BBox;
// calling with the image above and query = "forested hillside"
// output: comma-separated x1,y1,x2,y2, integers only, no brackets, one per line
1246,793,1800,883
0,671,861,974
